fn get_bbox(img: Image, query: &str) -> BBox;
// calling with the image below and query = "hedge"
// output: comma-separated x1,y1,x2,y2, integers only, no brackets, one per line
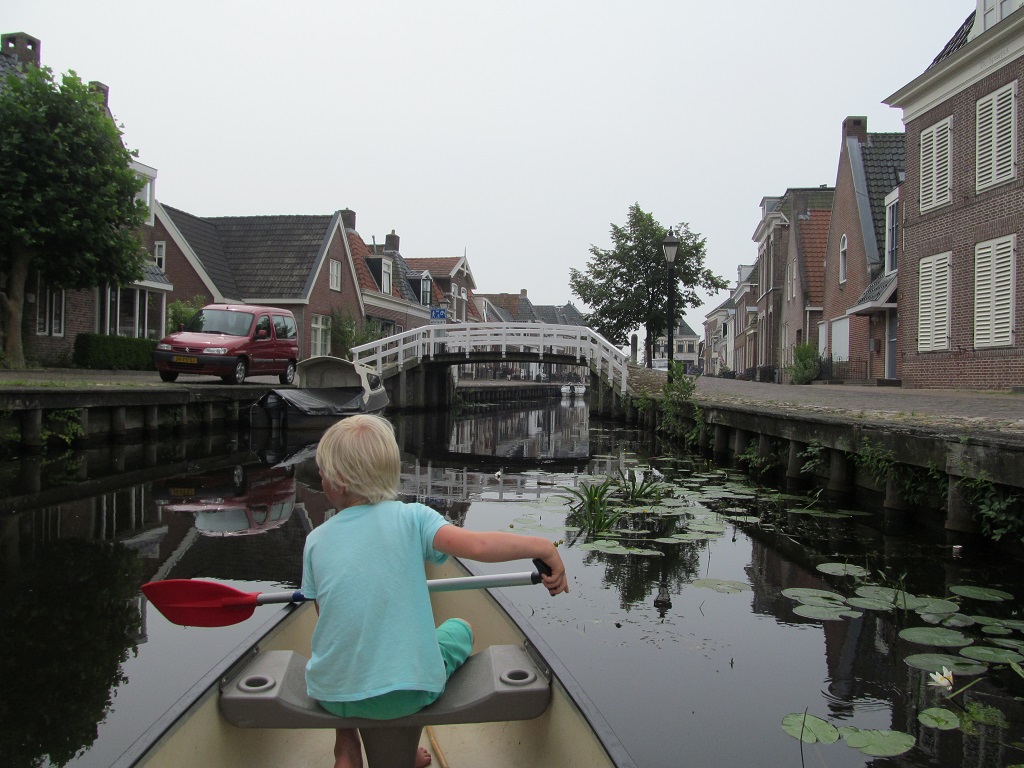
73,334,157,370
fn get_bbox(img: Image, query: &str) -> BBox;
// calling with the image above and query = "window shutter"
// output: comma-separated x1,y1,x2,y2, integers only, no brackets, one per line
933,121,951,207
975,236,1015,347
977,82,1016,191
919,253,951,351
920,129,935,210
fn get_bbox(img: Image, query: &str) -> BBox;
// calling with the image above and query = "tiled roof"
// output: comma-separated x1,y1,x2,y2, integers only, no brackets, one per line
853,270,898,308
861,133,905,262
405,257,462,278
140,262,171,287
677,319,699,337
799,208,832,306
929,12,976,69
162,205,243,298
534,303,586,326
0,50,20,78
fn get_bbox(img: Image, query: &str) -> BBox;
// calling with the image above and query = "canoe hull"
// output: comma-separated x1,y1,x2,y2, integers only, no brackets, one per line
135,558,632,768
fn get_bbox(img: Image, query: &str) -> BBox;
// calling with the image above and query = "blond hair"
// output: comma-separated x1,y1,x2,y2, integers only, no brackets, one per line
315,414,400,504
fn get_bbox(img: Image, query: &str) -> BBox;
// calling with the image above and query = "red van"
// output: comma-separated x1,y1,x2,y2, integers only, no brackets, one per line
153,304,299,385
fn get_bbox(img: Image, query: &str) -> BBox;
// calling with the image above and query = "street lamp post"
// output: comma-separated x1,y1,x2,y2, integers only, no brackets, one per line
662,228,679,384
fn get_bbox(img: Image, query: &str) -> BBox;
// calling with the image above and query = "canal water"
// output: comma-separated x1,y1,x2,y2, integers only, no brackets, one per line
3,398,1024,768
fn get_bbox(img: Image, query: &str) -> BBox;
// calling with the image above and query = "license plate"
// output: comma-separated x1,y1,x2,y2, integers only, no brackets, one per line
169,488,195,496
172,355,198,364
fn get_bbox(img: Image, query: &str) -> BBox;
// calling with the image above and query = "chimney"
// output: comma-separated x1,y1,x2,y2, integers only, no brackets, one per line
384,229,400,253
843,116,867,144
339,209,356,230
2,32,41,68
89,81,110,107
520,289,528,298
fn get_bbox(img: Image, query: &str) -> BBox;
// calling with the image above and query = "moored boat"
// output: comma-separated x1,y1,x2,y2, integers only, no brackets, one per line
249,357,389,432
135,557,636,768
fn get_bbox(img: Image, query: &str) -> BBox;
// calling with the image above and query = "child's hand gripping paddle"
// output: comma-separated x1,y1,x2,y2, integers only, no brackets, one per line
142,560,553,628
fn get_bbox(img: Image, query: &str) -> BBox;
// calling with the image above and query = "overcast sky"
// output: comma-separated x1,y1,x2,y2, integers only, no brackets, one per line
9,0,974,329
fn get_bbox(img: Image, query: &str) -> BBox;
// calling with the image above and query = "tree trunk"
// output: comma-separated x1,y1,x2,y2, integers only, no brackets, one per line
644,330,653,368
4,247,32,368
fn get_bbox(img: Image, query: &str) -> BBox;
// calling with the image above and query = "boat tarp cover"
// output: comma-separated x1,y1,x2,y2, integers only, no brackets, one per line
266,387,364,416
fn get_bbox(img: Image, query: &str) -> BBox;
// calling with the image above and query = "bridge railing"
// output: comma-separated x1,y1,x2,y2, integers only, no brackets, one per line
350,322,630,393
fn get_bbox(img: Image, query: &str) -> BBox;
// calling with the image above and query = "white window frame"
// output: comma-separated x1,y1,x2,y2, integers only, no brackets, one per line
311,314,331,356
920,117,952,212
35,274,65,337
974,234,1016,348
918,252,951,351
884,189,899,275
420,277,431,306
382,259,392,295
976,81,1016,192
329,259,341,291
154,241,166,271
839,234,848,283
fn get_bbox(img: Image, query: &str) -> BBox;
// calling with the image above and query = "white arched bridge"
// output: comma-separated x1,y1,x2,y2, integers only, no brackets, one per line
350,322,631,411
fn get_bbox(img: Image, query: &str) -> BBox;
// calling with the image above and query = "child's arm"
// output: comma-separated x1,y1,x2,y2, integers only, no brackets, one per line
432,525,569,595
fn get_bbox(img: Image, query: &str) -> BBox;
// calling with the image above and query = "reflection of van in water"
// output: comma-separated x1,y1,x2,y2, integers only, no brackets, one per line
153,304,299,384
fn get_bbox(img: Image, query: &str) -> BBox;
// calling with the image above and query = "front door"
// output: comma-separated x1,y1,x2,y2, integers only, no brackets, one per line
885,309,898,379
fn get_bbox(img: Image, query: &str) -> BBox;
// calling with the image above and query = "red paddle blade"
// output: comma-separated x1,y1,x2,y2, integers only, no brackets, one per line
142,579,260,627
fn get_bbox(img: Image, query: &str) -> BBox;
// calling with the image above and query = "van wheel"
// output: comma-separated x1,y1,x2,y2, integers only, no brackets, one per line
279,361,296,385
223,358,247,384
159,371,179,383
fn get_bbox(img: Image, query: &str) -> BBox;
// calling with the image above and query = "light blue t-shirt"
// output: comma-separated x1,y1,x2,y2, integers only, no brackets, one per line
301,500,450,702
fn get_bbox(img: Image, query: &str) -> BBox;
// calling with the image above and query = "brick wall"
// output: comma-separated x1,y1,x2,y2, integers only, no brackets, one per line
901,58,1024,389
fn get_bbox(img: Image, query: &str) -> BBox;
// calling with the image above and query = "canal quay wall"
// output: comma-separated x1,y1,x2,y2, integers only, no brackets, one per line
606,364,1024,536
0,366,1022,536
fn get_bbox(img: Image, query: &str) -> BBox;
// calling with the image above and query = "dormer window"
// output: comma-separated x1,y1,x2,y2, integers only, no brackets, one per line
382,259,392,294
420,276,431,306
884,189,899,274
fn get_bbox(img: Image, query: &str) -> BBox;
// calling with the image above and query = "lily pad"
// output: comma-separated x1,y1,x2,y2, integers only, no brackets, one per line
653,537,684,544
816,563,870,577
782,588,845,601
992,638,1024,651
913,598,960,615
847,597,896,611
793,604,861,621
856,585,900,602
959,646,1024,663
919,708,960,730
838,727,915,756
903,653,988,675
982,625,1014,636
691,578,751,593
899,627,973,647
949,585,1014,602
799,595,850,607
671,532,709,541
781,713,839,744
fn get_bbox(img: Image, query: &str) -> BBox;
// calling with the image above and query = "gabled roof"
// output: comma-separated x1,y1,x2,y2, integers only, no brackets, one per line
929,12,976,68
798,208,832,305
845,132,904,266
404,256,477,290
162,205,334,300
677,319,699,337
534,303,587,326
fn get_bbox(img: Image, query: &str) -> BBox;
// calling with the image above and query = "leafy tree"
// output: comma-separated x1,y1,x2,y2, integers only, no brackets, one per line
166,294,209,332
570,203,727,366
329,309,385,360
787,342,820,384
0,66,148,366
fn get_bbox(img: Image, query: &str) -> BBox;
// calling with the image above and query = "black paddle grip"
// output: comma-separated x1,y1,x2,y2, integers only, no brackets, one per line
531,558,552,584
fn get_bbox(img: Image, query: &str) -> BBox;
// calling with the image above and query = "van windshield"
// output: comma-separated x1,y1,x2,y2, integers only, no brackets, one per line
185,310,254,336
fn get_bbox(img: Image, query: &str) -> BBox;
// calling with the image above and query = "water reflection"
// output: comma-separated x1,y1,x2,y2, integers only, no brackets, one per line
3,402,1024,768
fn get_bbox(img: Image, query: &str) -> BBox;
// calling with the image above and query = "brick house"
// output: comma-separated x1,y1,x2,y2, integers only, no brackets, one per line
703,295,735,375
730,265,758,377
404,256,482,323
885,4,1024,388
752,188,835,382
2,32,169,366
819,117,904,383
155,204,358,359
776,188,834,372
653,317,702,372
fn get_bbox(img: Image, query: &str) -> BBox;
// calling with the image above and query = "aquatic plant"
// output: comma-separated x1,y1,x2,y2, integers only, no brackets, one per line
958,473,1024,545
614,469,667,504
557,478,624,534
658,369,703,448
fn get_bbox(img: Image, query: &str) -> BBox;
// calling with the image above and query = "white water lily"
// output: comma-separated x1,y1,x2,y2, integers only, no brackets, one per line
928,667,954,691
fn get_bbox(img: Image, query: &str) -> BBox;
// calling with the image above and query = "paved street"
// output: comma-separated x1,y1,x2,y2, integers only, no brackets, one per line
0,366,1020,438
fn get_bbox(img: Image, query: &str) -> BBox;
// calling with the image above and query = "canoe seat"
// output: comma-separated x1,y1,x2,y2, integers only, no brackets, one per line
220,644,551,768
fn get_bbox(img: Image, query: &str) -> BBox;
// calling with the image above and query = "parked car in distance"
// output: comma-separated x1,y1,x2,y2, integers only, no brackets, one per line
153,304,299,385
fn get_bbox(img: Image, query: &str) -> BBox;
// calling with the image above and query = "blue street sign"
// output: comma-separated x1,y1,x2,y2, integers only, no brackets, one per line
430,308,447,323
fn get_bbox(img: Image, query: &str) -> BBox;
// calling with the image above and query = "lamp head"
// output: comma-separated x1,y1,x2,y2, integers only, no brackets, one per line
662,228,679,264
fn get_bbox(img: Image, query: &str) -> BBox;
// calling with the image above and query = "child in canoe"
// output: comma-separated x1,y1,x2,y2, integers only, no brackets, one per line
303,414,568,768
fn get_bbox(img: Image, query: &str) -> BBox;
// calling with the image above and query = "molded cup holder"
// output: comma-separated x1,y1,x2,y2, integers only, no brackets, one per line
238,674,277,693
499,668,537,686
